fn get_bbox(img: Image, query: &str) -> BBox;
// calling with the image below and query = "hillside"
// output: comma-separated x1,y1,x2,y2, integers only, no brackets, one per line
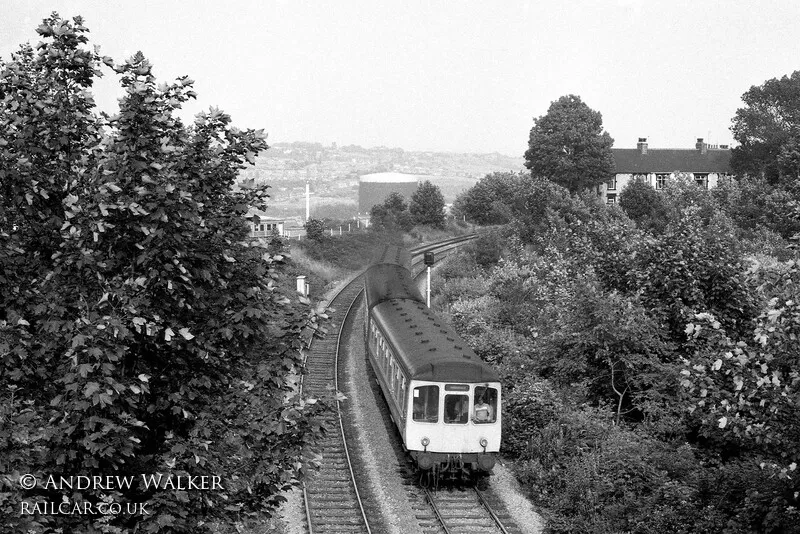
240,142,524,222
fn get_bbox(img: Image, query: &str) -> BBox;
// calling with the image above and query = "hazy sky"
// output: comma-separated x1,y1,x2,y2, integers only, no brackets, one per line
2,1,799,156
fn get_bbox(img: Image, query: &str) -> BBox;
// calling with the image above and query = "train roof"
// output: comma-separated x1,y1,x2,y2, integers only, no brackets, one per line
371,298,500,383
371,245,411,269
364,249,423,309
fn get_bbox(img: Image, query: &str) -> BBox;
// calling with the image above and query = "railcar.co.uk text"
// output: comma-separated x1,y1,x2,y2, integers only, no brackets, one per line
18,473,224,516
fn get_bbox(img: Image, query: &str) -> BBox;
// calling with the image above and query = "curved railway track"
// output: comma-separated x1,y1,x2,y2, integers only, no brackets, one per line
301,233,521,534
301,278,370,534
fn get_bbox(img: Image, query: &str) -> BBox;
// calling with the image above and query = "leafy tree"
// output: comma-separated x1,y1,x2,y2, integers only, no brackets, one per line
452,171,522,225
369,191,414,231
618,178,670,234
1,15,324,533
304,218,326,241
409,179,445,228
731,70,800,184
524,95,615,193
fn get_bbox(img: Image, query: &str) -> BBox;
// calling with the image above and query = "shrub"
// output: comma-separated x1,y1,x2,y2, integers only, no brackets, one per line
619,178,670,234
304,218,327,241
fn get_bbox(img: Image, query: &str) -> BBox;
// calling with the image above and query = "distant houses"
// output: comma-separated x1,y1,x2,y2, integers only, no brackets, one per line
600,138,733,204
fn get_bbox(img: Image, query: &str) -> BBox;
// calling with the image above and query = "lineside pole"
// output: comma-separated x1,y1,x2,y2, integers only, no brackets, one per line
426,266,431,308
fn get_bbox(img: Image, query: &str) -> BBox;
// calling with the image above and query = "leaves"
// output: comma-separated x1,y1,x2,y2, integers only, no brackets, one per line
524,94,615,193
1,13,323,533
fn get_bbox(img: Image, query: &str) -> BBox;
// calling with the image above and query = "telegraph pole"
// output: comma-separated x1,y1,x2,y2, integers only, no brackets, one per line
305,180,310,221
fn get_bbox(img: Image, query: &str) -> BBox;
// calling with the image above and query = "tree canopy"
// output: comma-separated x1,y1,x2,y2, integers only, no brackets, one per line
369,191,414,231
524,94,615,193
618,178,669,234
409,180,445,228
1,14,324,533
453,171,523,225
731,70,800,185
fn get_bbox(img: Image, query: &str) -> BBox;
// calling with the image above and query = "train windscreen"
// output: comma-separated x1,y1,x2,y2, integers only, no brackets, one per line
412,385,439,423
444,394,469,424
473,386,498,423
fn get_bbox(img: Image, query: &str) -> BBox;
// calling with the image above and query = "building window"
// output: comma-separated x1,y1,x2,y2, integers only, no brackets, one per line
656,173,669,190
259,224,265,232
606,193,617,205
633,173,647,184
694,173,709,189
606,176,617,190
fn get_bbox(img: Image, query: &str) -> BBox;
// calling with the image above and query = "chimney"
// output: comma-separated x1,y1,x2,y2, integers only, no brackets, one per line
637,137,648,155
696,138,707,154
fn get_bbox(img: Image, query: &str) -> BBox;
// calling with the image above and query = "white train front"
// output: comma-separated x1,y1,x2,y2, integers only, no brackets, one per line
363,246,501,477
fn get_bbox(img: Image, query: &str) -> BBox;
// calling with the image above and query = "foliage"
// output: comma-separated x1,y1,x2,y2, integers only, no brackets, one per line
294,230,405,273
409,180,445,228
0,15,325,533
369,191,414,232
680,260,800,464
473,229,504,267
618,178,670,234
505,174,596,244
539,281,676,423
452,171,523,225
304,217,327,241
524,94,615,193
731,70,800,185
713,176,800,240
500,375,563,458
633,210,758,341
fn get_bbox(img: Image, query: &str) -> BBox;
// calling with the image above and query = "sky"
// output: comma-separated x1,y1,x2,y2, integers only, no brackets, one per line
2,1,799,156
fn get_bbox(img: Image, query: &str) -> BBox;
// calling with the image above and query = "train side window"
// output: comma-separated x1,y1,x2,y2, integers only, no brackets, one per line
473,386,498,424
444,394,469,424
412,385,439,423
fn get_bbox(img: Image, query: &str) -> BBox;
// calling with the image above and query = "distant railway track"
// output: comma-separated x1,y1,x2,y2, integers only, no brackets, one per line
301,233,514,534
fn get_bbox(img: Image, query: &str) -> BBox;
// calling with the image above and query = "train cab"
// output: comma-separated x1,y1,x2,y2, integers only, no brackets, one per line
406,380,501,473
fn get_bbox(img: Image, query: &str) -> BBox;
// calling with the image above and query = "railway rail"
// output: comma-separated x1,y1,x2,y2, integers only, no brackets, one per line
421,486,512,534
301,233,520,534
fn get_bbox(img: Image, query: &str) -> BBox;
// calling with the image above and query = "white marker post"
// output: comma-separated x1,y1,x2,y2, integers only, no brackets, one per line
423,252,435,308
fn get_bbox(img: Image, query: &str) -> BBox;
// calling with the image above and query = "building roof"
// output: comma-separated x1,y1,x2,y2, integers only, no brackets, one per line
245,207,284,222
360,172,422,183
612,148,732,174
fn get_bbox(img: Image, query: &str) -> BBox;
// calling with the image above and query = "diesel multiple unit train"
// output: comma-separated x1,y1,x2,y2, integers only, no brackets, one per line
363,246,501,478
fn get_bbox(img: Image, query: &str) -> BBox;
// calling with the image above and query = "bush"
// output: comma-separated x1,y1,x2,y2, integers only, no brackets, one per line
304,218,327,241
619,178,670,234
500,376,563,458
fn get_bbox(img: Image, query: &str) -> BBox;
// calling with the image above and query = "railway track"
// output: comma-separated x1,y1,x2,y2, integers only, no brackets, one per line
301,233,521,534
301,275,370,534
419,486,516,534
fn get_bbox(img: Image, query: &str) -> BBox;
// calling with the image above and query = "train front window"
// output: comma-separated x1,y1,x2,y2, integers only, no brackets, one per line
444,394,469,424
412,385,439,423
473,386,498,424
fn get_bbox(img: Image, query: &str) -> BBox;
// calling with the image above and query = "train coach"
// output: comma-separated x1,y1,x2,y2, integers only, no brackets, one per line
363,245,501,479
